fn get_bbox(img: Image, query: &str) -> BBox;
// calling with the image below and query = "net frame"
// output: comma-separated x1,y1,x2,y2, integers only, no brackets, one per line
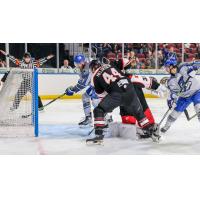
0,68,39,137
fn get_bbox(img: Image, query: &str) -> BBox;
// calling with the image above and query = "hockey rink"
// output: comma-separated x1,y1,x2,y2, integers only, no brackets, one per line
0,98,200,155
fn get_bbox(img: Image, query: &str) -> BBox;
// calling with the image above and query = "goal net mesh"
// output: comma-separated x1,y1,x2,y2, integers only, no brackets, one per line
0,68,38,137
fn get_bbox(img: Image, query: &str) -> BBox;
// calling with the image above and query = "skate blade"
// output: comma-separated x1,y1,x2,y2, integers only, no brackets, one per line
86,140,103,145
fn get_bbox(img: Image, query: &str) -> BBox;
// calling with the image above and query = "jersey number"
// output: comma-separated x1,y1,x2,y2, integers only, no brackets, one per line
102,68,123,84
182,81,192,92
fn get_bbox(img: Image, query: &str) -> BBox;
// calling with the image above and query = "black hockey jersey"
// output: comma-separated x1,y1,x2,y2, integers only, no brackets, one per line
92,64,130,96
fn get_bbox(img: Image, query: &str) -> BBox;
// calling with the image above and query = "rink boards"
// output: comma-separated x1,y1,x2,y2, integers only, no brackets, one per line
3,73,200,99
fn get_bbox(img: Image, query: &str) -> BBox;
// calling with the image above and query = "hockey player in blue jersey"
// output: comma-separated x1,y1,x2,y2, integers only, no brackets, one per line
65,54,100,127
161,59,200,133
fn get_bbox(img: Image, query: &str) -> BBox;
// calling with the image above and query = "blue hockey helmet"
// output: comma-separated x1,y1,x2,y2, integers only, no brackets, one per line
74,54,86,67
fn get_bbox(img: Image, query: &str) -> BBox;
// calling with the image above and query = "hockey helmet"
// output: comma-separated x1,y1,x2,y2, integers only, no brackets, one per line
89,59,101,72
74,54,86,67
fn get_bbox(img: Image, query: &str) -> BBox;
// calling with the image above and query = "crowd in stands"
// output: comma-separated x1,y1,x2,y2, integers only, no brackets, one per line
92,43,200,69
1,43,200,70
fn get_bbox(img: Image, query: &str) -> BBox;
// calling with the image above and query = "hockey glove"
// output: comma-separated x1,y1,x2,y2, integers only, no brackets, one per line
65,86,75,96
151,84,167,98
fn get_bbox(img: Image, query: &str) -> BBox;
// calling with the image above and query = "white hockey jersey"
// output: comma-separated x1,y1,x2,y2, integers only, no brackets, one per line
167,61,200,99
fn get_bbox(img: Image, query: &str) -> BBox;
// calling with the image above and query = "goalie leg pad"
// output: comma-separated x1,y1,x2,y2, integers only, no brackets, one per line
144,108,155,125
109,122,137,139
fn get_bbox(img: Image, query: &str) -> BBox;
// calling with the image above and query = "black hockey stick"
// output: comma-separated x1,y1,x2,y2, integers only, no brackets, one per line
188,113,198,121
88,128,94,135
22,93,66,118
41,93,66,109
183,112,200,121
184,109,190,121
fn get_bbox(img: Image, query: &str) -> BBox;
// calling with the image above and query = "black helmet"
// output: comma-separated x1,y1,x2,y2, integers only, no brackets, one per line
23,52,31,58
89,60,101,71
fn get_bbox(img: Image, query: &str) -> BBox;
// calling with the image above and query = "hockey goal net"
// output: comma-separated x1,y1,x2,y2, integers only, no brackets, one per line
0,68,38,137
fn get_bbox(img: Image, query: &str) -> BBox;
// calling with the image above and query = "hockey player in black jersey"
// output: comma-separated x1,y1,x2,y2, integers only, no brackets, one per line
86,61,160,144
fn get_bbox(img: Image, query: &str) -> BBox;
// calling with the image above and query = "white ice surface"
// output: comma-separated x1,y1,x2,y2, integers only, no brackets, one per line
0,98,200,155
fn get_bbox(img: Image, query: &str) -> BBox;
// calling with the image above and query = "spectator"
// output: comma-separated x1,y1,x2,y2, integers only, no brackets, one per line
128,51,139,63
184,48,189,61
102,43,112,57
148,51,156,68
163,45,177,66
129,58,142,69
185,43,190,48
197,43,200,59
60,59,74,73
157,50,164,67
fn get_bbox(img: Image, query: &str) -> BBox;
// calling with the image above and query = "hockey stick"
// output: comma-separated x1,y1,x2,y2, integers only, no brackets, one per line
22,93,66,118
184,109,190,121
88,128,94,135
188,113,198,121
158,108,171,127
182,111,200,121
41,93,66,109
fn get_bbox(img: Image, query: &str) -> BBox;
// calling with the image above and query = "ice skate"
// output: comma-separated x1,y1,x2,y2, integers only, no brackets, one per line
78,114,92,128
86,134,104,145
